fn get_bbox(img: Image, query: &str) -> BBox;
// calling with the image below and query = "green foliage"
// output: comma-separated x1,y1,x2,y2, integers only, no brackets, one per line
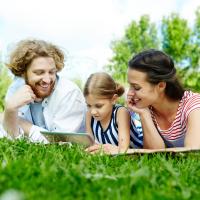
107,11,200,92
72,77,83,91
1,139,200,199
106,15,159,83
177,68,200,92
162,13,192,64
0,64,12,112
190,7,200,68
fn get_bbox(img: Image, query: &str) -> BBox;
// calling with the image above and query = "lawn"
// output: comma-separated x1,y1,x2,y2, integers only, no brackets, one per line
0,138,200,200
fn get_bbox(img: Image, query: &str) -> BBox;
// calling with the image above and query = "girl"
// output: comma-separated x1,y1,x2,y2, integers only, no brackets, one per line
127,49,200,149
84,72,143,154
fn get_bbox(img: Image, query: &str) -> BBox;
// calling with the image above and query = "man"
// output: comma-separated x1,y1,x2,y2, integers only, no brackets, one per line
2,39,86,143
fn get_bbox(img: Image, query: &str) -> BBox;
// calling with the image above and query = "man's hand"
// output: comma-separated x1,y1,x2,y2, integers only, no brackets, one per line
5,85,36,111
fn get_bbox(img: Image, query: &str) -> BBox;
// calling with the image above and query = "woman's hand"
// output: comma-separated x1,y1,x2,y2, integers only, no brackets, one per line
126,93,151,117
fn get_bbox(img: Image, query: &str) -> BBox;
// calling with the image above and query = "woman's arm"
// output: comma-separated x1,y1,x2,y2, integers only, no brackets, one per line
185,108,200,148
127,94,165,149
139,109,165,149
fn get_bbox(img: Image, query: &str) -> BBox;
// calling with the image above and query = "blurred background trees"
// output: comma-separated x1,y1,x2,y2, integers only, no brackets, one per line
1,8,200,112
106,8,200,92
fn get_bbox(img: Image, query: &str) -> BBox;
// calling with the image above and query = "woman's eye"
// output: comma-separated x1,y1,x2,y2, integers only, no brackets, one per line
134,87,140,91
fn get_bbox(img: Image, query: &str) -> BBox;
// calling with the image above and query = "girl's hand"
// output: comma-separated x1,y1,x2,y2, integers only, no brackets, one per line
85,144,119,155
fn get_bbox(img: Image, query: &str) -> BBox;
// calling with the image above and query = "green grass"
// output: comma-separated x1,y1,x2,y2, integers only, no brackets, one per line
0,139,200,200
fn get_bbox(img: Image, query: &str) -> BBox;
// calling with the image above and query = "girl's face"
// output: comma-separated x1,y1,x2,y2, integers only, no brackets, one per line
127,68,163,108
85,94,116,123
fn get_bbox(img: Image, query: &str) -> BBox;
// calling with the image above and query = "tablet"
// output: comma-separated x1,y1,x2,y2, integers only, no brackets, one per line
40,131,95,147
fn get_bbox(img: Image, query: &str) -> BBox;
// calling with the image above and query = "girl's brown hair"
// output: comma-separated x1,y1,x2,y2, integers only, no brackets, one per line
83,72,124,98
7,39,65,76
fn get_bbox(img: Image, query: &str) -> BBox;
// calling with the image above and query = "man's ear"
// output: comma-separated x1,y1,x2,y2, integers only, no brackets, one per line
157,82,166,92
21,72,25,78
112,94,118,104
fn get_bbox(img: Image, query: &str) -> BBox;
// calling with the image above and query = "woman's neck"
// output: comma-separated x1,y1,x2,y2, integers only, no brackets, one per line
152,97,180,129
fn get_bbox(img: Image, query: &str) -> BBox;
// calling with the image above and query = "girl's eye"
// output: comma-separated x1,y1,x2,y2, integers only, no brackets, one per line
96,105,103,109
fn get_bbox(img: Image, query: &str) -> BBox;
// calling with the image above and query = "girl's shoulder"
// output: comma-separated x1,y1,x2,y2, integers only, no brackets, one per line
114,104,130,121
114,104,129,113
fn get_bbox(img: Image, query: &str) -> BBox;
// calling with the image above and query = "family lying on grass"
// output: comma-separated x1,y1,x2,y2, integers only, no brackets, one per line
0,39,200,154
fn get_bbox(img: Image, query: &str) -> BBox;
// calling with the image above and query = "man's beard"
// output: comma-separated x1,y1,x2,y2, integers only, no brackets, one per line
24,75,55,99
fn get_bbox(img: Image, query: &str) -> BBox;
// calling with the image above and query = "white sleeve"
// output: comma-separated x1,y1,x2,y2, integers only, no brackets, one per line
28,125,49,143
50,89,86,133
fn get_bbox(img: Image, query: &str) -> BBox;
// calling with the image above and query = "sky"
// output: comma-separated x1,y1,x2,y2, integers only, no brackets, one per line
0,0,200,81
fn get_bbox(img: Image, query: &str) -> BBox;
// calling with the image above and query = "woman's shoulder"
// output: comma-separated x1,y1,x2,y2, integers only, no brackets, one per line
182,91,200,104
180,91,200,117
183,90,200,98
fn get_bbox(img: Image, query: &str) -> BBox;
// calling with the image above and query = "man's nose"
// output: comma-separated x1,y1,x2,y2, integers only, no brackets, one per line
42,74,51,83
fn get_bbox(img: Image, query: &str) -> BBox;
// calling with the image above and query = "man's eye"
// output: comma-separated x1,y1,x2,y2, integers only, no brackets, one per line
35,71,43,75
50,70,57,75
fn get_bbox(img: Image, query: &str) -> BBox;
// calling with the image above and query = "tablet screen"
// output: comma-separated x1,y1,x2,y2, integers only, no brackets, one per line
40,131,94,147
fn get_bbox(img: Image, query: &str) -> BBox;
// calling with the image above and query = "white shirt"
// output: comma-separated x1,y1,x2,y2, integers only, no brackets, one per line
5,74,86,143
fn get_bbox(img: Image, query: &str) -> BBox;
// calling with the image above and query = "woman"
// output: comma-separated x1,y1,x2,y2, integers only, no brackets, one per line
127,49,200,149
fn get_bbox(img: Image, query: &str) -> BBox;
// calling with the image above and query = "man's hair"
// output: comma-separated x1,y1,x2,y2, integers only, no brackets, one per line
7,39,65,76
83,72,124,99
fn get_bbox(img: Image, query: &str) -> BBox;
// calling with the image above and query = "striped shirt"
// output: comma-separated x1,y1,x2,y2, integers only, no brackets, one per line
150,91,200,147
91,104,143,148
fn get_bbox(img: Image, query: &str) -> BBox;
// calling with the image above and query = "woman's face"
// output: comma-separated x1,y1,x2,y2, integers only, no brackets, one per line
127,68,162,108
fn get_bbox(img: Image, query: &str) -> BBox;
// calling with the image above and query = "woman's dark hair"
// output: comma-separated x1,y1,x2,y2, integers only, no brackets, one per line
128,49,185,100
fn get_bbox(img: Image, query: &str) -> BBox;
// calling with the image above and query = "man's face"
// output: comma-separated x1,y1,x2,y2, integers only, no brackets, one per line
24,57,57,99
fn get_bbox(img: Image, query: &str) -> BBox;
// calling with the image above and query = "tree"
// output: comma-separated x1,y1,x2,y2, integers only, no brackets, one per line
0,64,12,112
162,13,192,66
106,15,159,82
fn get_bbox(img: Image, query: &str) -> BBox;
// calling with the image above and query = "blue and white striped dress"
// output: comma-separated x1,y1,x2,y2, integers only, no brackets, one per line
91,104,143,148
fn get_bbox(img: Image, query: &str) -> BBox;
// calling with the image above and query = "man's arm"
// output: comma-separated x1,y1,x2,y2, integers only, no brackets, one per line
3,85,36,138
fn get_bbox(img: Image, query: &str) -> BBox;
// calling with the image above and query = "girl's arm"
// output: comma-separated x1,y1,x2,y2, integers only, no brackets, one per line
185,108,200,148
117,107,131,152
85,109,123,154
85,111,94,138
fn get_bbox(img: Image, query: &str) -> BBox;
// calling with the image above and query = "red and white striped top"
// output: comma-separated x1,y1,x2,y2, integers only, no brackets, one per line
151,91,200,147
